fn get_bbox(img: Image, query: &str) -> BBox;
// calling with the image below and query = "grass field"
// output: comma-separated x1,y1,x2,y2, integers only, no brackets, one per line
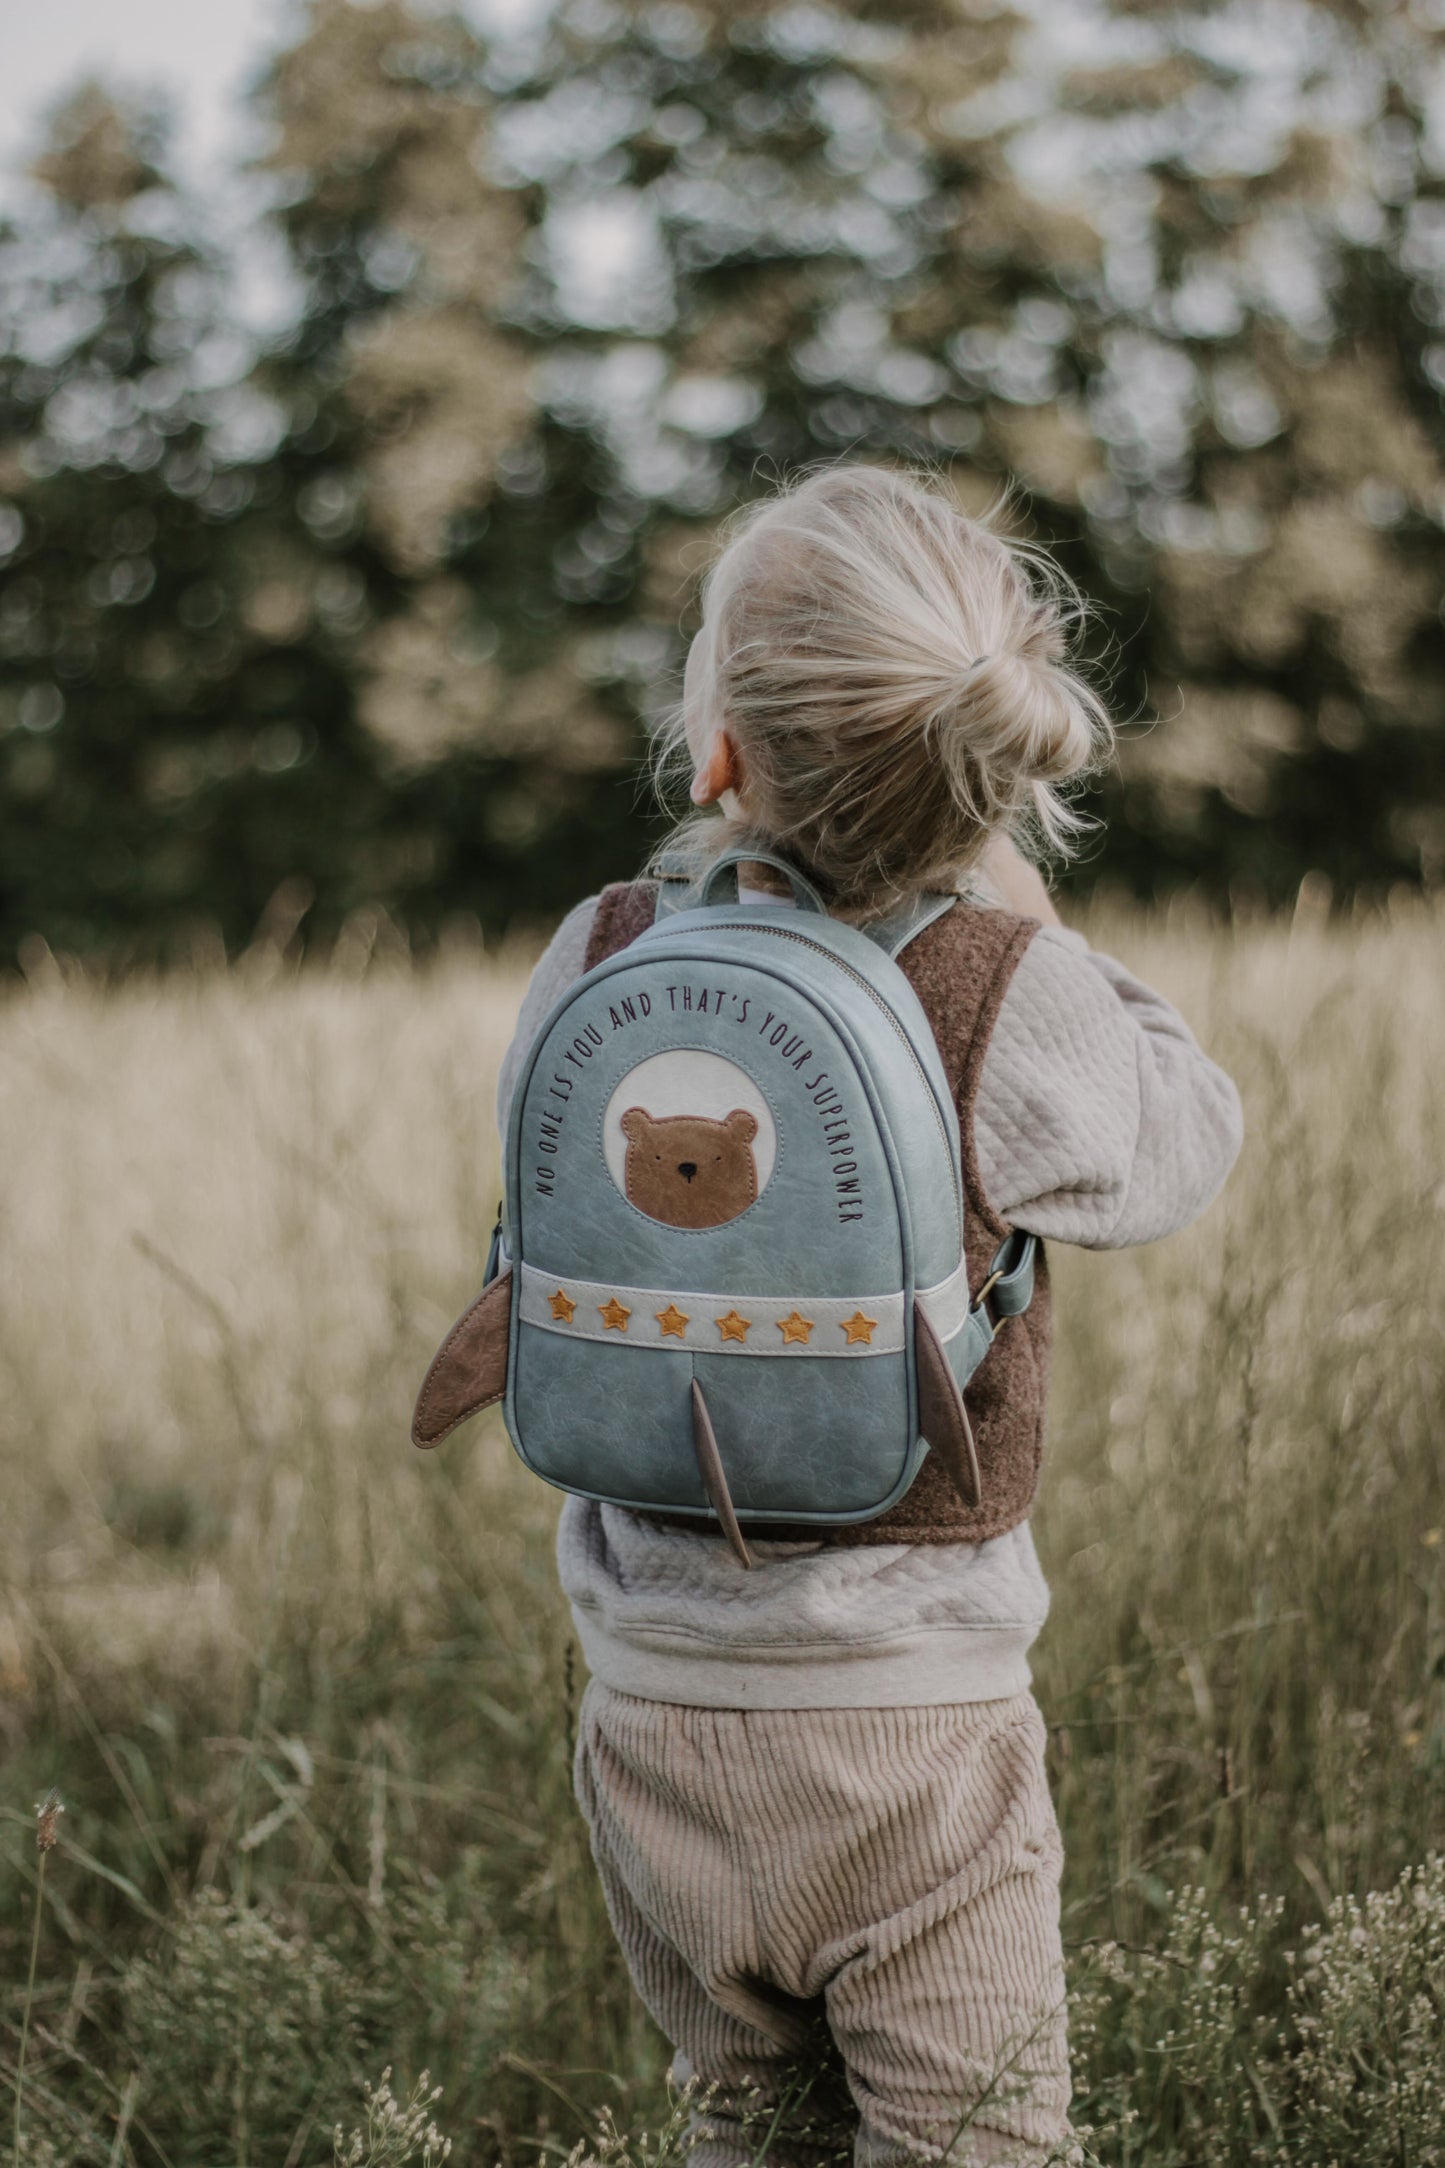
1,901,1443,2165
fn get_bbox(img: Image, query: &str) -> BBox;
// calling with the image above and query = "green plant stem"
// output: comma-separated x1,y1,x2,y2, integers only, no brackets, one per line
13,1848,47,2167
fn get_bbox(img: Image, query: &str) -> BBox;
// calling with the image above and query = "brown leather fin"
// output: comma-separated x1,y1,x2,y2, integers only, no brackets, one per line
690,1381,752,1569
412,1267,513,1449
915,1302,983,1508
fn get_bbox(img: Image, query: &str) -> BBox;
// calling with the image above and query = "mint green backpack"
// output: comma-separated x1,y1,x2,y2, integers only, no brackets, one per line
412,849,1035,1565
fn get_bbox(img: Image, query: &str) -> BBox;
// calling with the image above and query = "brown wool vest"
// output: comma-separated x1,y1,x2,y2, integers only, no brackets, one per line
583,882,1053,1546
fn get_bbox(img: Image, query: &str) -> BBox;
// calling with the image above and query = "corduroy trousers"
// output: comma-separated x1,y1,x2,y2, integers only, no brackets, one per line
574,1683,1071,2167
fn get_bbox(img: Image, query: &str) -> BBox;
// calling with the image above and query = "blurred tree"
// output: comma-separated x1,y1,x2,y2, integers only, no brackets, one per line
448,0,1445,904
0,82,394,957
251,0,652,934
2,1,1444,964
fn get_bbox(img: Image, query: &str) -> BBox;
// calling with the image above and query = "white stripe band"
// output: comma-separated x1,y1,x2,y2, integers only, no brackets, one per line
918,1256,974,1344
519,1255,972,1360
522,1263,903,1356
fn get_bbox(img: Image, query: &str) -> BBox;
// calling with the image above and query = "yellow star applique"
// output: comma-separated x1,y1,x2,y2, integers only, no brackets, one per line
598,1296,632,1332
656,1303,690,1339
715,1308,751,1344
777,1309,814,1346
840,1309,878,1346
548,1288,577,1323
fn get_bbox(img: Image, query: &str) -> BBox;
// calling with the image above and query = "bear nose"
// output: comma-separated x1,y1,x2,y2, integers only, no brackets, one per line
677,1161,698,1182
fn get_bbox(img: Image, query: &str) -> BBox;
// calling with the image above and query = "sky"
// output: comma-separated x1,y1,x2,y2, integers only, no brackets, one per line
0,0,546,196
1,0,301,190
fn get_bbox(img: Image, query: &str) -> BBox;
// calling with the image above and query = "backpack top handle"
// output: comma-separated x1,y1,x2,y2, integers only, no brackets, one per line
658,844,956,960
696,847,830,915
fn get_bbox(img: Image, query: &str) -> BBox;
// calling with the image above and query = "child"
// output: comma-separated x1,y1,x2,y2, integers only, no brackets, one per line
495,466,1242,2165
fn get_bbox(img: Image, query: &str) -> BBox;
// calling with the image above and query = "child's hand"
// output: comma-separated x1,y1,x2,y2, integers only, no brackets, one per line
977,835,1063,926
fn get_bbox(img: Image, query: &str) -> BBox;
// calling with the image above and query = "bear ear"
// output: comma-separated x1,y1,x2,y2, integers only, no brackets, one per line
724,1108,759,1143
620,1107,652,1142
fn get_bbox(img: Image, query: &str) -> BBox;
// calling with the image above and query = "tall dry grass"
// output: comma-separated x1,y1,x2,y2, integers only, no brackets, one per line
0,902,1442,2163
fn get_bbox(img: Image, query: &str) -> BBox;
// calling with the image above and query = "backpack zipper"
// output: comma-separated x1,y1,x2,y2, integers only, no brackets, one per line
650,919,963,1228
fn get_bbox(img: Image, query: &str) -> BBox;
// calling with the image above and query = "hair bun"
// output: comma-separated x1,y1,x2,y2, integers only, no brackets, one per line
955,648,1095,784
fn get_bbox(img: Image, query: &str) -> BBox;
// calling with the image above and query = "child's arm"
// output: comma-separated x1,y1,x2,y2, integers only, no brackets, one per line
973,842,1242,1247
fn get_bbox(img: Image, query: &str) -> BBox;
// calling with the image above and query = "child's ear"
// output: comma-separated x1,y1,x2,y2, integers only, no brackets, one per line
690,728,745,807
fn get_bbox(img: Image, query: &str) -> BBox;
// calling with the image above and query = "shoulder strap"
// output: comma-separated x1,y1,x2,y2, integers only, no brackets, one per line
652,849,696,925
861,891,958,959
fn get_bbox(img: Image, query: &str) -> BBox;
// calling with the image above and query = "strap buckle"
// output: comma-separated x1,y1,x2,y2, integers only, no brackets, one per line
971,1264,1005,1337
968,1230,1038,1341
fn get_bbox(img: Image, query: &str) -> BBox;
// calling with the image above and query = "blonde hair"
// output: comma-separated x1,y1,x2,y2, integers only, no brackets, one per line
657,463,1113,913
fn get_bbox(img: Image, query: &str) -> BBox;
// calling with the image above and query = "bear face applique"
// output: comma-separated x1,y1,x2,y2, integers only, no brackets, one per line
619,1107,760,1229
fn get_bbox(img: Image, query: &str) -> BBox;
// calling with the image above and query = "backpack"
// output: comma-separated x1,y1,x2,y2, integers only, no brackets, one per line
411,847,1036,1566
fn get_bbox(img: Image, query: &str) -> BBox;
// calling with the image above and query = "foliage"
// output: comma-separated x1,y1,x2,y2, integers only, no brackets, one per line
2,5,1445,962
334,2069,454,2166
121,1893,376,2159
1068,1862,1445,2165
1286,1861,1445,2167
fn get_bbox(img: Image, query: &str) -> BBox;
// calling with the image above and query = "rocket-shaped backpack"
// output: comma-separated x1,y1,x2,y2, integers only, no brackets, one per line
411,848,1036,1566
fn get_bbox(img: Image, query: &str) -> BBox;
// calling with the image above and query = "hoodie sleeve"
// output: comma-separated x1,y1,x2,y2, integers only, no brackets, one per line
973,924,1243,1247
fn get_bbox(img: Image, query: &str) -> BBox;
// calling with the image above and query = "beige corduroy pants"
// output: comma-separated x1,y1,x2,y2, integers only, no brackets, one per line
575,1684,1071,2167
